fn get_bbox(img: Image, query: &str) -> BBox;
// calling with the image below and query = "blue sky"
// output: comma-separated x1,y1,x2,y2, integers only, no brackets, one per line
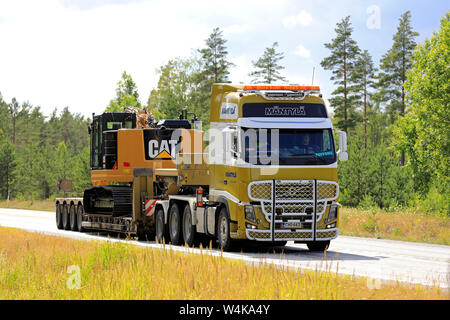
0,0,448,118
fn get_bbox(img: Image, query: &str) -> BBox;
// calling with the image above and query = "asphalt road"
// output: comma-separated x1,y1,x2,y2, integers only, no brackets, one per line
0,207,449,289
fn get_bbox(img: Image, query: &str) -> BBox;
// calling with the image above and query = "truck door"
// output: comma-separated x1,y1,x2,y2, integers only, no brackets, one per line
222,126,239,188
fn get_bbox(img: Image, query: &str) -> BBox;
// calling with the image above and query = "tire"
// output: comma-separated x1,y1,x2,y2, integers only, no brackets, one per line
182,205,195,247
217,207,232,251
155,208,168,243
56,203,63,230
77,204,85,232
168,203,182,245
62,203,70,230
69,203,77,231
307,240,330,252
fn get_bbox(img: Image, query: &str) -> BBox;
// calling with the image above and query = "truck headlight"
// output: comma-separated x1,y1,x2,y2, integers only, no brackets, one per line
327,204,338,222
245,205,256,222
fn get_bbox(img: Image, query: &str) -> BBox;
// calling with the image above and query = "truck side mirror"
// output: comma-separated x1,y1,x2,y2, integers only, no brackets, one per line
339,151,348,161
223,127,240,159
339,130,347,152
336,130,348,161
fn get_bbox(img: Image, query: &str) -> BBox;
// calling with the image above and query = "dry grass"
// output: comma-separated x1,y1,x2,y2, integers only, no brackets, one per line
339,208,450,245
0,226,446,300
0,199,55,212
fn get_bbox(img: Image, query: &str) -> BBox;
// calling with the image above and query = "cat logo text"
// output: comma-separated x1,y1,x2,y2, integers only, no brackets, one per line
148,140,177,159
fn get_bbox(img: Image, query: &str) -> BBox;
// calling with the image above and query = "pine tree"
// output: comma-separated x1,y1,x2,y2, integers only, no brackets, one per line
199,27,234,83
339,130,370,206
377,11,419,120
106,71,141,112
0,93,11,140
0,130,16,199
192,28,234,127
320,16,361,134
249,42,287,84
353,50,377,147
368,142,393,209
378,11,419,166
9,98,20,145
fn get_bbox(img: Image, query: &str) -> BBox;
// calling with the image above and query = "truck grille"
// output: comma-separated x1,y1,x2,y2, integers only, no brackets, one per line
249,182,272,200
249,180,338,202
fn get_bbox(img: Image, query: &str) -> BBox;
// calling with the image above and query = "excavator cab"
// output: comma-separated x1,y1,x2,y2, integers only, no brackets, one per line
88,112,136,170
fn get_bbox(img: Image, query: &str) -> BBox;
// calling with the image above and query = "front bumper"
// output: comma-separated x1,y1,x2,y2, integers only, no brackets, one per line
245,227,339,242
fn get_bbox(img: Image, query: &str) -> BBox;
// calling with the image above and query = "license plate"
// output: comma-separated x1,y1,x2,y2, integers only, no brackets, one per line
282,222,302,228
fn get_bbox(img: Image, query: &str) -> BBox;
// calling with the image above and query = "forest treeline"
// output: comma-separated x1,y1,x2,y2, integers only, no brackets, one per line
0,11,448,215
0,103,91,199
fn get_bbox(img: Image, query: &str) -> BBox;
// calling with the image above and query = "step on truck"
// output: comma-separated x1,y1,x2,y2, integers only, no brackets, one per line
56,84,348,251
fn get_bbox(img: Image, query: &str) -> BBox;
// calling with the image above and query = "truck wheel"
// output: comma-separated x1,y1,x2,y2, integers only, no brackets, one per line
76,204,85,232
307,240,330,252
182,205,195,247
56,203,63,229
217,207,231,251
69,203,77,231
155,208,168,243
168,203,182,245
62,203,70,230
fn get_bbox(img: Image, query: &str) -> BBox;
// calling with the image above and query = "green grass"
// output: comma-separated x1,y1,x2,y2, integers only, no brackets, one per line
339,207,450,245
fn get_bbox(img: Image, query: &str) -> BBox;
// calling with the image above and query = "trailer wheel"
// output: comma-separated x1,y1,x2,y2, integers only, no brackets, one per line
62,203,70,230
307,240,330,252
155,207,168,244
217,207,231,251
76,204,85,232
168,203,182,245
69,203,77,231
182,205,195,247
56,203,63,229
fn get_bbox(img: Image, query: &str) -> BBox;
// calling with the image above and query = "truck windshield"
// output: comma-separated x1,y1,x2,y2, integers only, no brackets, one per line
242,128,336,165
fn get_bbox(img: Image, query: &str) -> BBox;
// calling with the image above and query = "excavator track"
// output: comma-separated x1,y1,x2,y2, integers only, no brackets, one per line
83,186,132,217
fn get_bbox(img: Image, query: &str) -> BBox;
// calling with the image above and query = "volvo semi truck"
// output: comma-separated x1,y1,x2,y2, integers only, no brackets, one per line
55,84,348,251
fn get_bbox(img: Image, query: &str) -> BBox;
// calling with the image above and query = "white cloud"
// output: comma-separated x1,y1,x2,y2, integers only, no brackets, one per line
223,24,250,36
228,55,253,84
0,0,294,117
294,44,311,58
282,10,313,29
0,0,211,117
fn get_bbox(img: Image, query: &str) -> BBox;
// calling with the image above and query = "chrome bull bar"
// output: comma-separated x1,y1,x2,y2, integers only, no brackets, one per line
248,180,339,242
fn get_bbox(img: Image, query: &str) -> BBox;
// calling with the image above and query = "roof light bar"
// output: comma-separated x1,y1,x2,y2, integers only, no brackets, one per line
243,85,320,91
